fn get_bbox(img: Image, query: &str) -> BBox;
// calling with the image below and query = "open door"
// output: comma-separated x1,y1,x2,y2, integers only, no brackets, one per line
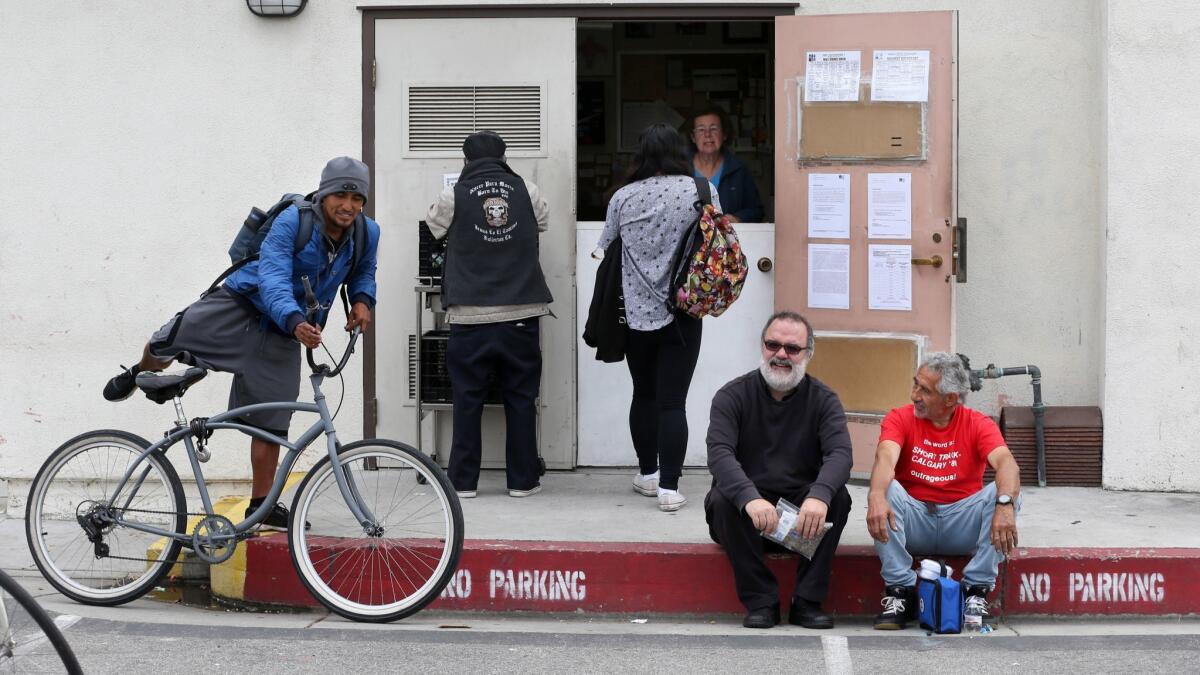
774,12,958,473
372,17,577,469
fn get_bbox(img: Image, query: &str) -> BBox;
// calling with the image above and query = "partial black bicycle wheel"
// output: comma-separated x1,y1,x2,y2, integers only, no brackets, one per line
288,439,465,622
26,429,187,606
0,569,83,674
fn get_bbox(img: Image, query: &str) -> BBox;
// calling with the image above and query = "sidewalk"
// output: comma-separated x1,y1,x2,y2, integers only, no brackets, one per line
6,470,1200,618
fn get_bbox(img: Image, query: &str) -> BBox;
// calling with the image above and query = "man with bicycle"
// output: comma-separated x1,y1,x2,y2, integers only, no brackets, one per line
102,156,381,530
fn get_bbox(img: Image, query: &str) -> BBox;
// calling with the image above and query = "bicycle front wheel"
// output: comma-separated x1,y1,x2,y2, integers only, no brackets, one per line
0,569,83,674
289,440,464,622
25,430,186,606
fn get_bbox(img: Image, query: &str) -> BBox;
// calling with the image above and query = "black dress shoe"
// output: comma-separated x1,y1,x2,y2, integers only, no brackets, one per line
788,599,834,629
742,604,780,629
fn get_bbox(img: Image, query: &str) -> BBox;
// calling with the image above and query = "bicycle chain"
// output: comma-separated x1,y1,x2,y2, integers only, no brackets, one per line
91,505,255,565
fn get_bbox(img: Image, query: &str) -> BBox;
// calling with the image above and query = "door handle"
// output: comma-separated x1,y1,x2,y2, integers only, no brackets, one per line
911,255,943,268
757,257,773,272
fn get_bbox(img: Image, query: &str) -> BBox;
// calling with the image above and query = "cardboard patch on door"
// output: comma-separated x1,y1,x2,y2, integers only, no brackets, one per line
799,102,924,161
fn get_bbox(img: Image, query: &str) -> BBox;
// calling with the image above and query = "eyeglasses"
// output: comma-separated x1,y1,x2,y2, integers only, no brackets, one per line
763,340,809,356
693,125,722,136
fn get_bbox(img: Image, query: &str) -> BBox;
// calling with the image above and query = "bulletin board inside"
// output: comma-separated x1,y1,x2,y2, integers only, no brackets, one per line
618,51,770,151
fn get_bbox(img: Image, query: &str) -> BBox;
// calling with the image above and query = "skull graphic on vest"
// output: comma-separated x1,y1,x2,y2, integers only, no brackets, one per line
483,197,509,228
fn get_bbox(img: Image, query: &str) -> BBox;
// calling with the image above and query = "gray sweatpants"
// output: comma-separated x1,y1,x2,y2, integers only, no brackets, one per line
148,287,300,434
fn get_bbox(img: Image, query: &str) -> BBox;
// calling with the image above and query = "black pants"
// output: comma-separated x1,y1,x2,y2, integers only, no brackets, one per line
446,318,542,491
623,314,702,491
705,484,852,611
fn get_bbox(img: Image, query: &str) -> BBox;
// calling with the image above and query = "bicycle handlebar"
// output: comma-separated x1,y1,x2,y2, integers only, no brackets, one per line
300,275,361,377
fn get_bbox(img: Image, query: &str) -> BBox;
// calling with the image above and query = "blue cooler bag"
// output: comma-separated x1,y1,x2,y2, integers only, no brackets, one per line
917,561,963,634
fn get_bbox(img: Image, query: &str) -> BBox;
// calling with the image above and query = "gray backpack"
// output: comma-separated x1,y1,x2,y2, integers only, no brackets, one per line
205,192,367,302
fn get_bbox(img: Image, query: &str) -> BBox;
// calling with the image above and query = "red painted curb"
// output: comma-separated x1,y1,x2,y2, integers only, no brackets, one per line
235,538,1200,617
1003,548,1200,616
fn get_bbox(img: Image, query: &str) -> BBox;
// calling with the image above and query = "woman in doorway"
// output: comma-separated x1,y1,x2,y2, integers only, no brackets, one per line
687,105,764,223
596,124,721,512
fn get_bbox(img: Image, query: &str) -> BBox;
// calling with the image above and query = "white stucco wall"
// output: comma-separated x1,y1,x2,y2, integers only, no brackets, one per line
0,1,370,497
1102,0,1200,491
1,0,1195,493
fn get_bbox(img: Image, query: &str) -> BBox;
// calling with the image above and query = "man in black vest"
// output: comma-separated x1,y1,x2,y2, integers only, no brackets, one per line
426,131,553,498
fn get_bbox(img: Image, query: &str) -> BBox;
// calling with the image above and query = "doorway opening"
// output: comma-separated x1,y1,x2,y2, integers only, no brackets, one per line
574,20,775,223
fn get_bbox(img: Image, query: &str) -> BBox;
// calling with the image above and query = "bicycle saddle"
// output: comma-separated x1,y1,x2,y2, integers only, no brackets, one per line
135,367,208,404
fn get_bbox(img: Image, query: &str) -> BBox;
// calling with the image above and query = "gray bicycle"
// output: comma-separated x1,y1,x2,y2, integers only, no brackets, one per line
25,279,464,623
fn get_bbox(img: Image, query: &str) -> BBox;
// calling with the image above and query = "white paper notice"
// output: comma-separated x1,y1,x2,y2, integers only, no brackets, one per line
808,244,850,310
868,245,913,311
867,173,912,239
807,173,850,239
443,172,460,189
804,50,861,102
871,50,930,102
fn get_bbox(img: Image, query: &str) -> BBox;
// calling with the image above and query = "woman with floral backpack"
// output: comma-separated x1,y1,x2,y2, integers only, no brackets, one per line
596,124,721,513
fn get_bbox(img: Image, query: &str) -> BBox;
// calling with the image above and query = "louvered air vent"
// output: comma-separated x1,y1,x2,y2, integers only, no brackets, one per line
407,85,542,154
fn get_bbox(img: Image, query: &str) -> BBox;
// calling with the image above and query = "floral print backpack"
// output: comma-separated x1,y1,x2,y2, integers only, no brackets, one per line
669,178,749,318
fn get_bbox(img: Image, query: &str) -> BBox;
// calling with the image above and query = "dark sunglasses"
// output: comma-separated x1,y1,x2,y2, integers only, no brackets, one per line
763,339,808,356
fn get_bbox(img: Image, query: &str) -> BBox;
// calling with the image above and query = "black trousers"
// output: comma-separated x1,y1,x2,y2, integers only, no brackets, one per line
446,318,542,491
623,314,702,491
705,484,852,611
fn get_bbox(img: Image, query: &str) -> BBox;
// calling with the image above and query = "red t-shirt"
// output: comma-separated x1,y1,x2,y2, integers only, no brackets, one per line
879,404,1007,504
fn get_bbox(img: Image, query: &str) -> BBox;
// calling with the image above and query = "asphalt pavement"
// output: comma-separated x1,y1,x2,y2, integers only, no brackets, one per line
6,572,1200,675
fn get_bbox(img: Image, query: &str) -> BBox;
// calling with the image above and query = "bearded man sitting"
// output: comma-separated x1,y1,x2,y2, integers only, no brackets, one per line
704,311,854,629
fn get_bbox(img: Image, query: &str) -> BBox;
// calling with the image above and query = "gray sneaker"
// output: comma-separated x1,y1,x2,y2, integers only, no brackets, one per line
632,472,659,497
657,489,687,512
508,485,542,498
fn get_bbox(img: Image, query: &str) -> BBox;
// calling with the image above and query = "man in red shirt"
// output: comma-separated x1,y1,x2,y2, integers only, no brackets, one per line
866,352,1021,630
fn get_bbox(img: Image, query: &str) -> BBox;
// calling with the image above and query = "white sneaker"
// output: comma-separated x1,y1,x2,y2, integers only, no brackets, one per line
456,490,477,499
508,485,542,498
632,471,659,497
658,488,687,512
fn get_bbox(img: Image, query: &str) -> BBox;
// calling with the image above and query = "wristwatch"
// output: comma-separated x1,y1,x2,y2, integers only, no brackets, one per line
996,494,1014,507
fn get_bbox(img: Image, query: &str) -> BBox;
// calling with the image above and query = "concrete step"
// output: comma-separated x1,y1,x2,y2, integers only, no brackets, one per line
192,472,1200,618
211,535,1200,618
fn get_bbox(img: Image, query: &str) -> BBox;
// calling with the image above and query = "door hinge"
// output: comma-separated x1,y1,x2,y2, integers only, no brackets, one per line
371,59,377,90
371,397,379,421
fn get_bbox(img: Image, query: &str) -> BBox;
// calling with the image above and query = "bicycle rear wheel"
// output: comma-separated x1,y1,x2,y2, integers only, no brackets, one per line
0,569,83,674
288,440,464,622
25,430,186,606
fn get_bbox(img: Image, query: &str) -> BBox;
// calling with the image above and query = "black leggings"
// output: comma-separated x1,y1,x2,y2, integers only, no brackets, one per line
624,314,702,490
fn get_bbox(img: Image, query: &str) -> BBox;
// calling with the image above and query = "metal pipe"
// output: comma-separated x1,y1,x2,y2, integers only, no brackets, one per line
968,362,1047,488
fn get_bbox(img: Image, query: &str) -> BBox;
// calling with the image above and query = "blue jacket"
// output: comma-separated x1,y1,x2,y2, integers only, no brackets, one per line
697,150,765,223
225,205,380,334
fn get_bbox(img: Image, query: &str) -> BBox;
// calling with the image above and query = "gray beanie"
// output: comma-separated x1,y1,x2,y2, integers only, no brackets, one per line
315,156,370,204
